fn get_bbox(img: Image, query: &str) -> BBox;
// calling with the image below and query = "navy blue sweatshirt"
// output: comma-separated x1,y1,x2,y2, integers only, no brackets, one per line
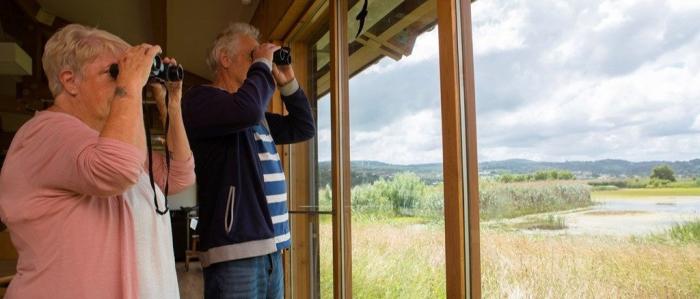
182,62,314,266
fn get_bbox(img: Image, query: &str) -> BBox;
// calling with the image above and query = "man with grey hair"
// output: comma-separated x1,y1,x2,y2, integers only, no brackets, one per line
182,22,314,298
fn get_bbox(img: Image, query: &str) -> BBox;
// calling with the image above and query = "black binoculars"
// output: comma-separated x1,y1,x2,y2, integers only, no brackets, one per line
273,47,292,66
109,55,184,82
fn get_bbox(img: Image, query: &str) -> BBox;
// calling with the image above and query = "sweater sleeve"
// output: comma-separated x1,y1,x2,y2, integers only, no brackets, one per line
265,86,316,144
182,62,276,139
148,152,196,195
33,115,146,197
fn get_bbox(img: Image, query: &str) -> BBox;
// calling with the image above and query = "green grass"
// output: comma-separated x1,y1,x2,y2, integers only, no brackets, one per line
666,180,700,188
319,219,700,298
319,216,446,298
480,181,593,220
592,187,700,200
650,221,700,244
668,221,700,243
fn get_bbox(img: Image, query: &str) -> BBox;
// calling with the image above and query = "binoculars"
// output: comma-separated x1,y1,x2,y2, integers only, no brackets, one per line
273,47,292,66
109,55,184,82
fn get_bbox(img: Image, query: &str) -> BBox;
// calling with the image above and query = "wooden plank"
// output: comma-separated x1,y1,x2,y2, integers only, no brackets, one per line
437,0,467,298
329,0,352,297
271,2,316,41
315,0,436,96
11,0,69,30
459,1,481,297
150,0,167,53
250,0,295,41
286,41,315,299
285,0,329,43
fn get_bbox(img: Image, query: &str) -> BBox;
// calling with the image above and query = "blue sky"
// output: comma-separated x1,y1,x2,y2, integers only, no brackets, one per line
317,0,700,164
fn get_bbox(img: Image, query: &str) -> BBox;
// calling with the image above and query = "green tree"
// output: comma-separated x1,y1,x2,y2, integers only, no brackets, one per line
383,172,426,216
499,173,514,183
650,164,676,182
558,170,575,180
534,171,549,181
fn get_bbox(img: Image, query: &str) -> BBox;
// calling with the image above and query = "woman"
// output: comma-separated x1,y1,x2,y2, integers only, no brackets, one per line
0,24,194,298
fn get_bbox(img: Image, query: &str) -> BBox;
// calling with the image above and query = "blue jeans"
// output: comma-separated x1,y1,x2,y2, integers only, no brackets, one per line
203,251,283,299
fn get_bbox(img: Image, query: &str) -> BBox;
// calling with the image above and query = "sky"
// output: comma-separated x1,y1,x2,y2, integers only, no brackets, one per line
316,0,700,164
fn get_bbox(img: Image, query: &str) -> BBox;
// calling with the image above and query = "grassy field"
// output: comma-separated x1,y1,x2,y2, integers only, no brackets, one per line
319,217,700,298
592,187,700,200
313,183,700,297
319,216,445,298
481,231,700,298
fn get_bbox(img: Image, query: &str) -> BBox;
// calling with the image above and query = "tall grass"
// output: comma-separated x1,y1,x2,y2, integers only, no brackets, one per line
319,216,446,298
479,181,593,220
318,221,700,298
315,175,697,298
320,175,593,222
482,231,700,298
667,221,700,243
646,221,700,244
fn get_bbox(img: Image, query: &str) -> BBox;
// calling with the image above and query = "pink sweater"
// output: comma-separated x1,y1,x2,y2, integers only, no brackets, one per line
0,111,195,298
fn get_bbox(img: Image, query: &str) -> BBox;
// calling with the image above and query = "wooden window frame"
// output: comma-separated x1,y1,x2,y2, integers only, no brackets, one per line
264,0,480,297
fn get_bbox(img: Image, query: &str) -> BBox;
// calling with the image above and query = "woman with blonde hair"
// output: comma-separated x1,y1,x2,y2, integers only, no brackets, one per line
0,24,194,298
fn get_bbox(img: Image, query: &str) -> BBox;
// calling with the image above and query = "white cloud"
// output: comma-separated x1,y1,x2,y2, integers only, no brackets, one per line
319,0,700,164
473,0,700,162
472,1,527,56
667,0,700,12
692,116,700,131
594,0,637,31
317,108,443,164
349,109,443,164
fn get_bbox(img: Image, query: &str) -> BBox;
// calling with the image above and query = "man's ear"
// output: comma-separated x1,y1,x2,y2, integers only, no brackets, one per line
58,69,79,97
219,52,232,69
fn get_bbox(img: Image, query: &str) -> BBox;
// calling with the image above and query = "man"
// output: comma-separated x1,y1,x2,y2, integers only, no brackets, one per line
182,23,314,298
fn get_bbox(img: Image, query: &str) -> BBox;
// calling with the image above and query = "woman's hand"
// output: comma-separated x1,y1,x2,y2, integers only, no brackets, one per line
116,44,162,95
150,57,183,125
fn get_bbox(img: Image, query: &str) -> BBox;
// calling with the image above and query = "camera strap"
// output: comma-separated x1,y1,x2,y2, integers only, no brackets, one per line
144,86,170,215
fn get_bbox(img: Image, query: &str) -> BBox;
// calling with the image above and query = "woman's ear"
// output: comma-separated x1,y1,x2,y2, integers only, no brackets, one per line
59,69,79,97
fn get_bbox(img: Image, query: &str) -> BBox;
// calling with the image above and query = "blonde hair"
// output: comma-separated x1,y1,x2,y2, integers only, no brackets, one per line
42,24,130,96
206,23,260,72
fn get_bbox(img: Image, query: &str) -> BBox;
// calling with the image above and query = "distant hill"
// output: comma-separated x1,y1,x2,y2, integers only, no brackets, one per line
479,159,700,178
316,159,700,187
317,161,442,187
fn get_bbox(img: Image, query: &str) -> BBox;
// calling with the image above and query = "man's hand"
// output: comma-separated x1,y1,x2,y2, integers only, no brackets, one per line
252,43,280,63
272,64,295,87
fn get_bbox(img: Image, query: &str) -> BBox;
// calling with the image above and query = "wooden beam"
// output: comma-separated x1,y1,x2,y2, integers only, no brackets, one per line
459,1,481,297
11,0,69,30
315,0,436,96
150,0,167,53
272,2,315,41
283,41,316,299
285,0,329,43
437,0,468,297
250,0,313,41
329,0,352,298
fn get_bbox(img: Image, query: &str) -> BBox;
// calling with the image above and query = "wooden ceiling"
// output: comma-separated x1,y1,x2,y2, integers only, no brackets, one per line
33,0,260,80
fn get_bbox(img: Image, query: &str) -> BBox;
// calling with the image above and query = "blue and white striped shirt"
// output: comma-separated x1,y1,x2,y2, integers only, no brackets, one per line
253,124,291,250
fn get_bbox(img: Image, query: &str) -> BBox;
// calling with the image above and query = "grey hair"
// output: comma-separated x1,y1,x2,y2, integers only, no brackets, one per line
42,24,129,96
206,23,260,72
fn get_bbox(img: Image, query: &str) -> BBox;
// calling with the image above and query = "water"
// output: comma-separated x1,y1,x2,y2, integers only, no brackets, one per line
601,198,700,214
537,197,700,236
